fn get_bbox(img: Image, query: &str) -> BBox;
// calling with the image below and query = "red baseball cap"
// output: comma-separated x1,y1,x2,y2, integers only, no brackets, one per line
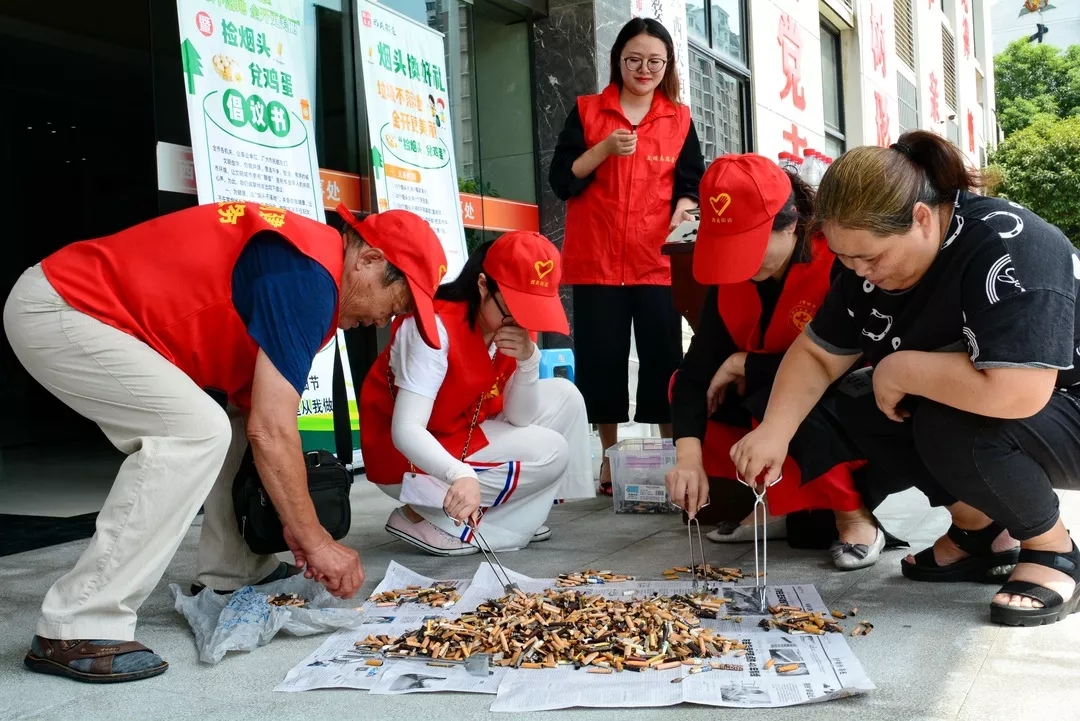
482,231,569,335
336,204,447,349
693,154,794,285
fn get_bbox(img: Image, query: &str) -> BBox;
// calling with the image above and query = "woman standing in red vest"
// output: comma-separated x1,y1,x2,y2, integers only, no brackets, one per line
550,18,706,495
360,232,595,555
666,155,884,570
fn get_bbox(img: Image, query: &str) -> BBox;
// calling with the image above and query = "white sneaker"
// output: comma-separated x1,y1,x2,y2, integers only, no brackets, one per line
831,527,886,570
384,507,479,557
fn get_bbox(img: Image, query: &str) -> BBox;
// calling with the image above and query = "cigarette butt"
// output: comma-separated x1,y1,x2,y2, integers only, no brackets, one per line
850,607,858,616
765,658,776,670
587,667,613,674
365,659,383,667
689,665,703,674
657,661,682,671
831,610,847,619
778,664,800,673
521,662,542,669
376,602,397,607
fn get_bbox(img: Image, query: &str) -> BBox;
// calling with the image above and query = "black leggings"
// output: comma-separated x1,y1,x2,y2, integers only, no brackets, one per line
837,390,1080,541
572,284,683,425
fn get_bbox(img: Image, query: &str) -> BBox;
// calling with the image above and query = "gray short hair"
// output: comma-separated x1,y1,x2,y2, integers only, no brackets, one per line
340,211,405,287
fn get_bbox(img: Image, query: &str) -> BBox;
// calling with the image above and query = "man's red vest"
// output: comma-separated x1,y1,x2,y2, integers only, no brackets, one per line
360,300,519,485
562,83,692,287
717,235,834,354
40,202,343,410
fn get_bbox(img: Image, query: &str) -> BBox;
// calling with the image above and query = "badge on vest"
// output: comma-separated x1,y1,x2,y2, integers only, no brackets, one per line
789,300,817,331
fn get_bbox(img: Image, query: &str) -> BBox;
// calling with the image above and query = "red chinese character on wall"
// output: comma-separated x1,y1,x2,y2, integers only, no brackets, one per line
778,13,806,111
962,16,971,58
875,92,891,147
967,110,976,152
783,123,808,156
871,5,887,79
929,71,941,124
960,0,969,10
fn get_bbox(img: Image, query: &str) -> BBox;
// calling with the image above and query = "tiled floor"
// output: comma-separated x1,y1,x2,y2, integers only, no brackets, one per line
1,450,1078,720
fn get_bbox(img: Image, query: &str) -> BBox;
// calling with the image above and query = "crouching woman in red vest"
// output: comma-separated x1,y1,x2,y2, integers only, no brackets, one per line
360,232,595,555
666,154,884,570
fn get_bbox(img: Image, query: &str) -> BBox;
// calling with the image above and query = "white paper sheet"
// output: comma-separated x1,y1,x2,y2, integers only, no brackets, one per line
277,562,875,710
357,560,471,617
369,662,508,695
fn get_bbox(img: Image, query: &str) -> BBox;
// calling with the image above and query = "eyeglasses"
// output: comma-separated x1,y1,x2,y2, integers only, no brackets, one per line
623,56,667,74
490,293,515,324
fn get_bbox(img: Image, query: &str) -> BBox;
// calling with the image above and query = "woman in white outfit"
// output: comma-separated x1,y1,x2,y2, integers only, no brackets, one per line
360,231,594,555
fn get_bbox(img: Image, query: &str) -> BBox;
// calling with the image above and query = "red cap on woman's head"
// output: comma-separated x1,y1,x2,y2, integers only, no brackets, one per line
482,231,569,335
336,204,447,349
692,154,793,285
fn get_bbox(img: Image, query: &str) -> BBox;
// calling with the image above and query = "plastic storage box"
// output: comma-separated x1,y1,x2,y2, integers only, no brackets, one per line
605,438,681,514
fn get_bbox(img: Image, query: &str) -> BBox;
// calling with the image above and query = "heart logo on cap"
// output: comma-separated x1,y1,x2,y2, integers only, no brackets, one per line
534,260,554,280
709,193,732,218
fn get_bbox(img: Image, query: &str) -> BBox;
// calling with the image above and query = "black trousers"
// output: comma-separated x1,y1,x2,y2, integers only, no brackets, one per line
837,389,1080,541
572,284,683,425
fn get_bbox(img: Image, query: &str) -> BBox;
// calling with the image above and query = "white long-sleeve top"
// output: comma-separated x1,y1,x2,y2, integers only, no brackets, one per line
389,315,541,484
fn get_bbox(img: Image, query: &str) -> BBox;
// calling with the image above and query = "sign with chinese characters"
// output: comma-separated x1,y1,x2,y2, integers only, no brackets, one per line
749,0,825,164
357,0,469,280
630,0,691,111
856,0,898,148
176,0,322,219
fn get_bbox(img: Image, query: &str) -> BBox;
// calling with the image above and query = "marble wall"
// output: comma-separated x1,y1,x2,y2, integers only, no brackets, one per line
531,0,630,347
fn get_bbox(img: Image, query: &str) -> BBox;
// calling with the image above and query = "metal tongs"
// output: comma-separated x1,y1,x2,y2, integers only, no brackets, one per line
446,508,519,595
472,526,520,595
687,516,708,594
736,471,782,613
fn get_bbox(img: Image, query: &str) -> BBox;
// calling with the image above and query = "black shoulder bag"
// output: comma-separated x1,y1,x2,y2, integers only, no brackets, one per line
232,341,355,555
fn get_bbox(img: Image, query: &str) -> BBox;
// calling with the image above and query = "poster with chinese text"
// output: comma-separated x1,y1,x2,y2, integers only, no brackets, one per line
357,0,469,280
175,0,359,458
176,0,322,218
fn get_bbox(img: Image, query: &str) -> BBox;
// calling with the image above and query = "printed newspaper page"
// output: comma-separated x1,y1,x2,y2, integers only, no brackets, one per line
277,562,874,708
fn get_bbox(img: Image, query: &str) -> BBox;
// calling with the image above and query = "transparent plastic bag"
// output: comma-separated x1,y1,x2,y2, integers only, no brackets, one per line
169,574,367,664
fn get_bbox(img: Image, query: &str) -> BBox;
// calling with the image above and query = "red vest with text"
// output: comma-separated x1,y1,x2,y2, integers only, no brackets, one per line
717,235,835,354
40,202,343,411
562,83,692,286
360,300,521,484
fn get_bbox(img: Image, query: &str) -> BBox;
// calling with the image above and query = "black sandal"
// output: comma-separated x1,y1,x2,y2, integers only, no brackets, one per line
990,541,1080,627
901,521,1019,584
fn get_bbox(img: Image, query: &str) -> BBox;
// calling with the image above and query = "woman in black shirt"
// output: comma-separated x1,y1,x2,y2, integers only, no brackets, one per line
667,154,880,570
731,130,1080,627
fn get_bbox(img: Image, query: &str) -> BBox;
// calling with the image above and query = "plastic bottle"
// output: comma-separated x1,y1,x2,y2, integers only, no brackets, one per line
800,148,825,187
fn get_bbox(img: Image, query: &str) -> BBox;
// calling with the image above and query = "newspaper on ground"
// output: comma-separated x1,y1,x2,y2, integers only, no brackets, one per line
277,562,874,710
358,560,471,616
369,662,508,695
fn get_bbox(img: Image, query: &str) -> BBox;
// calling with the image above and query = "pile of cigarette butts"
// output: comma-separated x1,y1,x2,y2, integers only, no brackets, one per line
759,605,872,637
369,584,461,609
555,570,635,587
663,564,750,583
266,592,307,608
355,588,750,673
